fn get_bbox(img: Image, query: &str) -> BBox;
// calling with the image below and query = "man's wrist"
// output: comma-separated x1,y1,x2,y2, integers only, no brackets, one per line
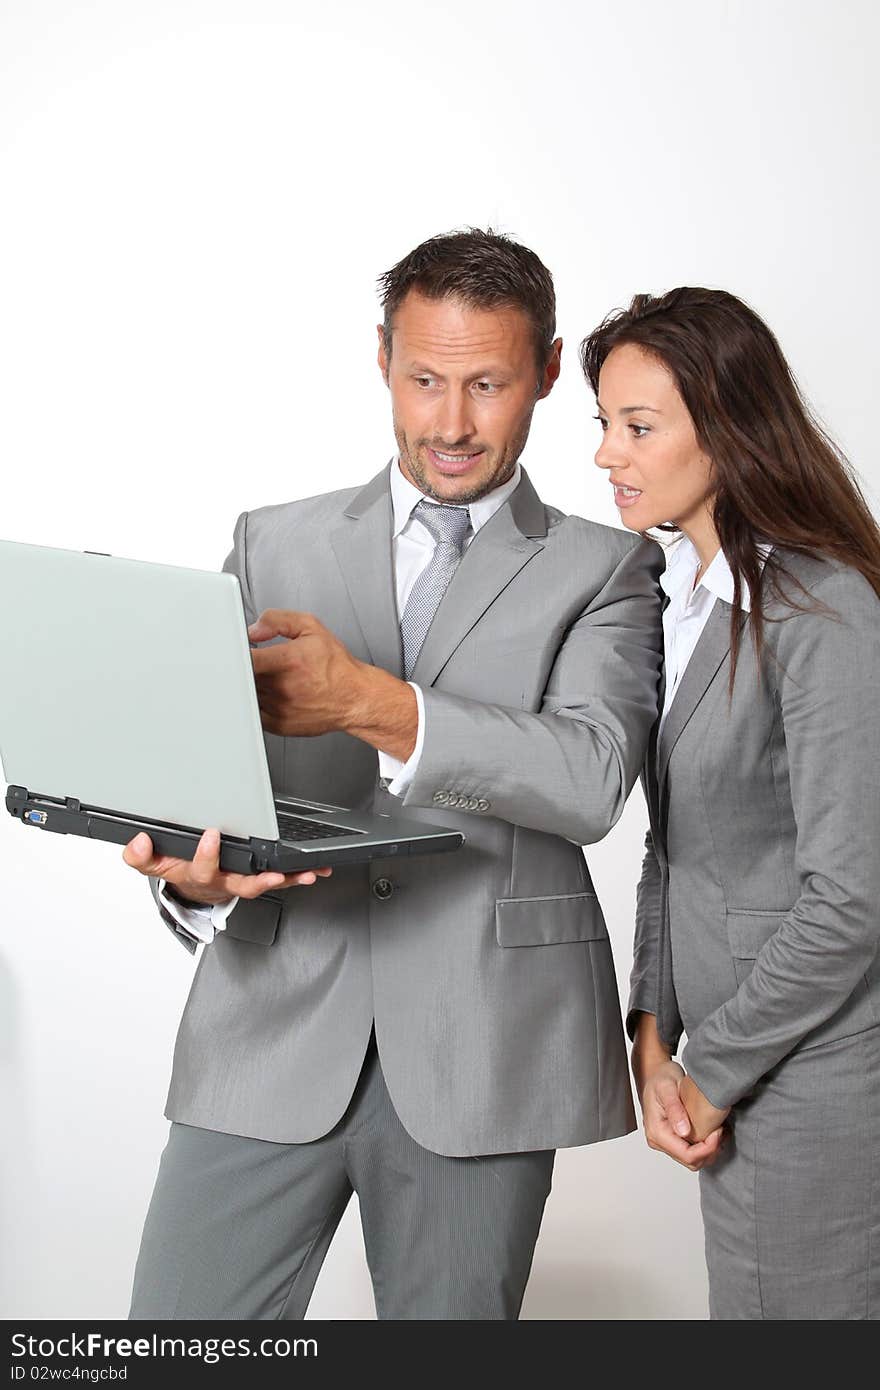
338,658,375,735
163,880,199,908
163,880,231,911
343,663,418,761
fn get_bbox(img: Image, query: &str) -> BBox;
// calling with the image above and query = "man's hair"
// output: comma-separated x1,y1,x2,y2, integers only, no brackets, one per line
377,228,556,370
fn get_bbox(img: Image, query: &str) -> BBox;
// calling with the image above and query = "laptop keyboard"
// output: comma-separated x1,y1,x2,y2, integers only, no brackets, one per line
275,811,365,843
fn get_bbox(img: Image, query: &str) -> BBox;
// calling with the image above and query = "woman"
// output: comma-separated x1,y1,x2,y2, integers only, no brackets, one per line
581,288,880,1320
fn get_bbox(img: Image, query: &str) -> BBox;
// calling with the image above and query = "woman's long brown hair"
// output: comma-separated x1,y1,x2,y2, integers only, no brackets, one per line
580,288,880,684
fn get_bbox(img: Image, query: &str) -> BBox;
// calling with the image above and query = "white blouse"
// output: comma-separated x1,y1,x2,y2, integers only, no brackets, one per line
659,537,760,736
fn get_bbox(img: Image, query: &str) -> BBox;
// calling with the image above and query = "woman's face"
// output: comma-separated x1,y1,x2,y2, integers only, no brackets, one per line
594,343,715,538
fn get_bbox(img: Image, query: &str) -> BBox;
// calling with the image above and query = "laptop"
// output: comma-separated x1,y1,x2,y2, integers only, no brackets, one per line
0,539,464,872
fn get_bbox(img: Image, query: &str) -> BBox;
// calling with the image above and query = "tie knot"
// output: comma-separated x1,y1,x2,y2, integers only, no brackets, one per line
415,499,470,552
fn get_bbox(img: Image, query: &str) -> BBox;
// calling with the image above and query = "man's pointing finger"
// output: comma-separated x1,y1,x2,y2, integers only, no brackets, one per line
248,609,316,644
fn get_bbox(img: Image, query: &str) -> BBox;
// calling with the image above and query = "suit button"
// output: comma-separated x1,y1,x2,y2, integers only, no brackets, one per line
466,797,478,810
372,877,394,900
433,791,449,805
477,799,490,811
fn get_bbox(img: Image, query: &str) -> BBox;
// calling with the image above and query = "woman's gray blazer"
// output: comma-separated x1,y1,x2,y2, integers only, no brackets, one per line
630,550,880,1109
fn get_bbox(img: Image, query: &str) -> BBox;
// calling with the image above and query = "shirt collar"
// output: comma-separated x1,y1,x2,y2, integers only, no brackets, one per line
660,535,770,613
389,456,522,540
659,536,705,603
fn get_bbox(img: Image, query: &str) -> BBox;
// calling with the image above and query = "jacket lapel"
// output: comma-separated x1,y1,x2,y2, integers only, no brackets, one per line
409,467,548,688
328,462,404,678
657,599,733,788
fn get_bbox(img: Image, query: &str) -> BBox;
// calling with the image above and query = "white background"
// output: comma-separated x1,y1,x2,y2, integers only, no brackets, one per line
1,0,877,1320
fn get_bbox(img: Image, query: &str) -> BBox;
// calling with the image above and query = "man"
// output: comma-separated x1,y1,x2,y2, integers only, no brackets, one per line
124,229,663,1320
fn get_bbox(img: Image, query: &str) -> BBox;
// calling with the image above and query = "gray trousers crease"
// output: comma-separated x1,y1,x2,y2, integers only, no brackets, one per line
129,1038,555,1321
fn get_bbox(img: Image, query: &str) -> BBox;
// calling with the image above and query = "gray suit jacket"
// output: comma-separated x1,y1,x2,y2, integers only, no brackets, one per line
630,551,880,1111
154,463,663,1155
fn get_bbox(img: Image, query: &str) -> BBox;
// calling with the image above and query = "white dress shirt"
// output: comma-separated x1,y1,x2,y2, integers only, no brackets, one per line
659,535,764,736
160,458,522,943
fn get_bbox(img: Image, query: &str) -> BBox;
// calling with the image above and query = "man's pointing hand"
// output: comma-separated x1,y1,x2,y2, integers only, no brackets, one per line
248,609,418,760
249,609,368,737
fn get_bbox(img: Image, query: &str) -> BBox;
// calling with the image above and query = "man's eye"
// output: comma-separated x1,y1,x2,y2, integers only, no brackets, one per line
414,376,436,388
474,381,498,394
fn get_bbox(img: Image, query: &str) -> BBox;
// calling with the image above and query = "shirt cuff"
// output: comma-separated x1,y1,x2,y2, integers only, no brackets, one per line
157,879,240,945
376,683,425,799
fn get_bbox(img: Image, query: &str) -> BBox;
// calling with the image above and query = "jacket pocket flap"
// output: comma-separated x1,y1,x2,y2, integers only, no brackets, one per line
725,908,791,959
496,892,606,947
223,895,283,946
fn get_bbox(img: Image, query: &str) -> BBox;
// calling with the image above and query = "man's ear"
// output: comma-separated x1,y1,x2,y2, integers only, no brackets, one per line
377,324,389,384
537,338,563,399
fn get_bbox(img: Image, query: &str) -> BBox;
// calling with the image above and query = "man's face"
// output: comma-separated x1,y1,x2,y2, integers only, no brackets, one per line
378,291,561,504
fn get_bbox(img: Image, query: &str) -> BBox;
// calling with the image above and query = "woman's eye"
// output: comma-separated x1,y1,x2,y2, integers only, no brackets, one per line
629,424,650,438
593,414,608,431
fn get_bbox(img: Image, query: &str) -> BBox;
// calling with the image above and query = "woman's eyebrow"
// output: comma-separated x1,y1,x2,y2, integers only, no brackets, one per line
596,401,663,414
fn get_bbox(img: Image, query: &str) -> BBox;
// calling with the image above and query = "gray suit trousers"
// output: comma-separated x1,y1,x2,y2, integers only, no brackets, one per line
129,1035,555,1320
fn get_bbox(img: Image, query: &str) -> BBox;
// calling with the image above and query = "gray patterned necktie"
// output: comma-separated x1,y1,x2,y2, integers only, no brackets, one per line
400,499,471,678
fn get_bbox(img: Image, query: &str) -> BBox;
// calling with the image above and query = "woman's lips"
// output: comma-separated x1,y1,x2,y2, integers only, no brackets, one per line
613,483,643,509
426,446,485,475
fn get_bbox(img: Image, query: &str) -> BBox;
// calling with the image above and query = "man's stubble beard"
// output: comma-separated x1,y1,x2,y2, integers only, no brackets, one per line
392,410,534,506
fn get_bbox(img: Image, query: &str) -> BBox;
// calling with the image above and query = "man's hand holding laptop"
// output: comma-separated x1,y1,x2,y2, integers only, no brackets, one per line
122,825,333,903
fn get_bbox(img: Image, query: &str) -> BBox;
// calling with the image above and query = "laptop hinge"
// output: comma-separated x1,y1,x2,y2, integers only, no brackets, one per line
6,784,29,813
248,837,276,872
6,788,83,815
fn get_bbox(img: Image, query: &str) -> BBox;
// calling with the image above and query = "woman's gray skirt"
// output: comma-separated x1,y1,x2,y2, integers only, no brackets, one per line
699,1023,880,1319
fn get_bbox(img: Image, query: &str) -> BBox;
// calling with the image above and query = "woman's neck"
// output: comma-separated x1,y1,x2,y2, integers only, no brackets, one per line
679,509,721,577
